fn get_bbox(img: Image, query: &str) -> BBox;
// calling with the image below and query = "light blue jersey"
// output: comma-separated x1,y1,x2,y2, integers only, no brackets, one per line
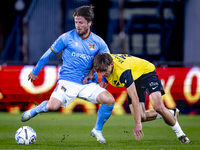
32,29,110,84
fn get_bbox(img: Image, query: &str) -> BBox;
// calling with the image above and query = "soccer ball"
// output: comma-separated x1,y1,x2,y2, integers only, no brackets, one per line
15,126,37,145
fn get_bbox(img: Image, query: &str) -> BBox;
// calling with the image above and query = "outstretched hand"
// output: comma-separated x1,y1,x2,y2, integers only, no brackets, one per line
28,72,37,82
133,124,144,140
82,75,94,84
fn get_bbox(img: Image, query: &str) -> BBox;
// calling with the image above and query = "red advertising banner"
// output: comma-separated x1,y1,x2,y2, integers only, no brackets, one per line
0,65,199,114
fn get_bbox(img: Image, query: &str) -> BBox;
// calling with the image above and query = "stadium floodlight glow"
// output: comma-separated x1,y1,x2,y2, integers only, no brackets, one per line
14,0,25,11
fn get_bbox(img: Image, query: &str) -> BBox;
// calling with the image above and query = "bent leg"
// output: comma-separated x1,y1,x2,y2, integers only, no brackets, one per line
149,91,176,126
150,91,189,141
21,97,62,122
129,101,178,122
129,103,158,122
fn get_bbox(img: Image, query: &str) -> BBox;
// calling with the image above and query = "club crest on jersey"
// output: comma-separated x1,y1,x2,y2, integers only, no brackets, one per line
89,43,95,50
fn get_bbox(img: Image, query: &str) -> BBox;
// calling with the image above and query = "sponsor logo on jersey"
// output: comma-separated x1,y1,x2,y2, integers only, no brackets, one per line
89,43,95,50
72,52,94,60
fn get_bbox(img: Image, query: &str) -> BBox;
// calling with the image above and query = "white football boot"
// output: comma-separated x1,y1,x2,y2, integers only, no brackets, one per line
91,128,106,144
178,135,190,143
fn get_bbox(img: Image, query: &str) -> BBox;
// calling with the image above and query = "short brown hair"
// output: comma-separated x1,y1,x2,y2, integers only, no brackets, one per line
73,5,94,23
93,53,113,72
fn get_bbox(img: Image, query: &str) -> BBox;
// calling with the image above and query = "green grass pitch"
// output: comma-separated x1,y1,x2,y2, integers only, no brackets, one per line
0,112,199,150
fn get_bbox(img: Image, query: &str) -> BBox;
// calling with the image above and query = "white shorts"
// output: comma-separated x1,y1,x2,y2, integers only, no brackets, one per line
50,80,106,107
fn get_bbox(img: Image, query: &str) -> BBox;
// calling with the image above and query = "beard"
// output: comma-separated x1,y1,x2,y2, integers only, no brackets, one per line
76,27,89,37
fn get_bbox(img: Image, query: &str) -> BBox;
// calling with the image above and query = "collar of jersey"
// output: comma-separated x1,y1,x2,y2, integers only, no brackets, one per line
80,31,91,40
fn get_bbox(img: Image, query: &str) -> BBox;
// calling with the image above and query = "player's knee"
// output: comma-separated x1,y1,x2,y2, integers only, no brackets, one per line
154,106,164,115
102,94,115,105
107,95,115,105
97,91,115,105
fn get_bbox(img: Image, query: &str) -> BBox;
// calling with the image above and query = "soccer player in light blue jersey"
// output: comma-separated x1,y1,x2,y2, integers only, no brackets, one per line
21,5,115,144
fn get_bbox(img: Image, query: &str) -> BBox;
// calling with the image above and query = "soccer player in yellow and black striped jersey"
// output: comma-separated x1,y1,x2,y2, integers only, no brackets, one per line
92,53,190,143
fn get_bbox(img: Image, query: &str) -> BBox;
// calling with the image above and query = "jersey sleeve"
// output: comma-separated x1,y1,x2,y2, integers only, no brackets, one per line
32,48,55,75
51,33,68,53
98,38,110,54
89,70,99,83
119,69,134,88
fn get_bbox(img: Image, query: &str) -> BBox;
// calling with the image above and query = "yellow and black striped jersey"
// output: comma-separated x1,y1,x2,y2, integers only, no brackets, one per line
105,54,155,88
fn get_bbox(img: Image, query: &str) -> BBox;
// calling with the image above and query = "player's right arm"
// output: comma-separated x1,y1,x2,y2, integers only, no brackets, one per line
126,83,144,140
120,70,144,140
28,48,56,82
29,34,66,82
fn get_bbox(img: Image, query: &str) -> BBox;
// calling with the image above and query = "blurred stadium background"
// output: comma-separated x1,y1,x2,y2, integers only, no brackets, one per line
0,0,199,115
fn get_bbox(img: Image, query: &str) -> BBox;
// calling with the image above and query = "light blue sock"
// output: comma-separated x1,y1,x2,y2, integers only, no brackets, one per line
95,104,114,131
30,101,49,117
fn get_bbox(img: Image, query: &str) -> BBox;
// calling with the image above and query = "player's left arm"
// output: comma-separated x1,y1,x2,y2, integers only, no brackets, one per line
83,38,110,84
120,70,144,140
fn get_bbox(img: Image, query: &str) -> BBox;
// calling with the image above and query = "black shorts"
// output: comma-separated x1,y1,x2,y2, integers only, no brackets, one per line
128,71,165,104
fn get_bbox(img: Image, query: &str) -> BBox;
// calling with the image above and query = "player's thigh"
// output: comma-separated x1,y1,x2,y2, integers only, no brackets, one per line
149,91,165,109
96,90,115,104
141,75,165,109
78,83,114,104
51,80,80,107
